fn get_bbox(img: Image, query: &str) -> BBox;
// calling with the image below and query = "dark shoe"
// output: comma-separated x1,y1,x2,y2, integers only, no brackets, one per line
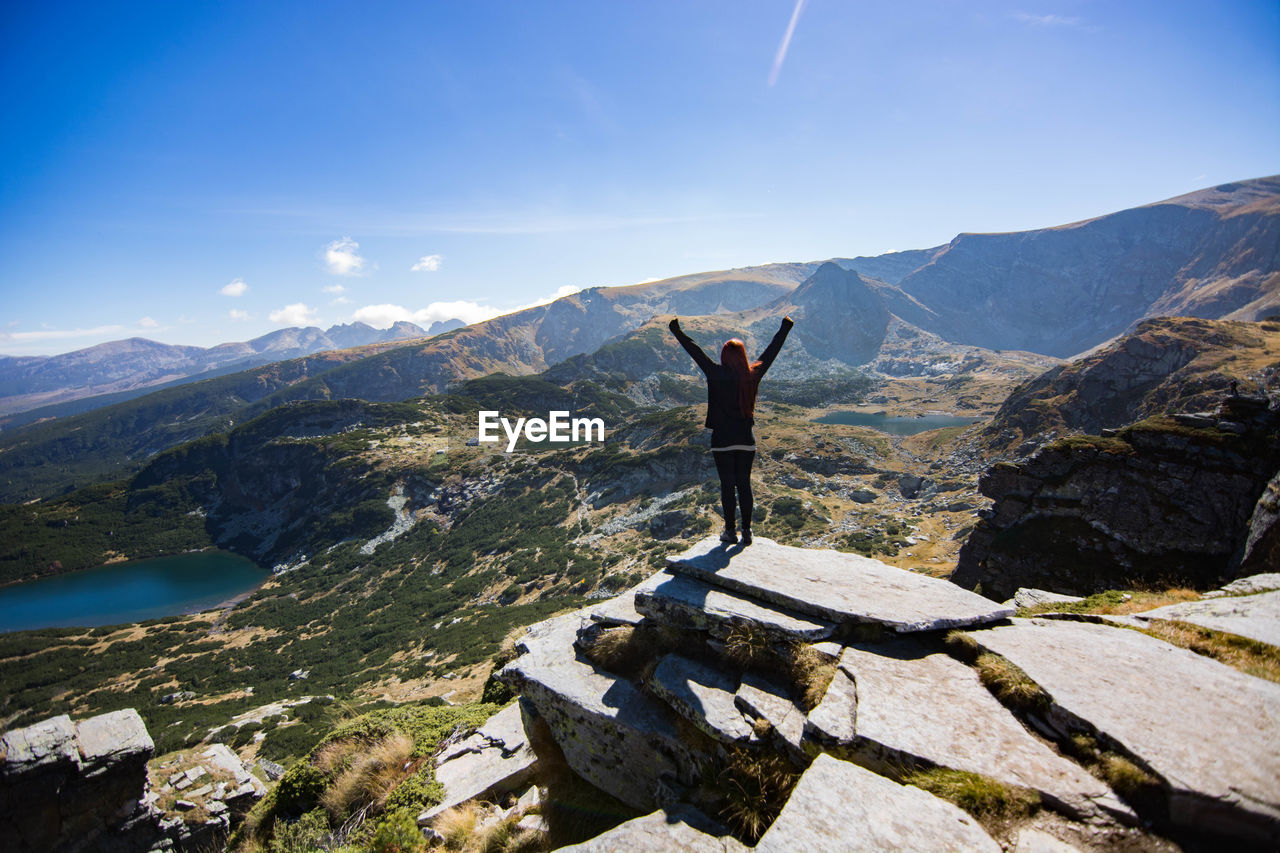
720,529,738,544
740,529,753,545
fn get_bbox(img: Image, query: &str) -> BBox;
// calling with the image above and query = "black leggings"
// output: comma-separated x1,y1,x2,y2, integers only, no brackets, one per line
713,450,755,531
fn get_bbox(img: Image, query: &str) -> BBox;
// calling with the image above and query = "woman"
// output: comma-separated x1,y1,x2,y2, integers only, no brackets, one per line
669,315,794,545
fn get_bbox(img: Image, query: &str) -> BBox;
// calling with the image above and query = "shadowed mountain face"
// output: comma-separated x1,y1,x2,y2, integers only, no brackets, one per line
885,178,1280,357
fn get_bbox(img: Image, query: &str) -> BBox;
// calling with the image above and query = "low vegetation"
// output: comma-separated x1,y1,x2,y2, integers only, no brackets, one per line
234,701,498,852
900,767,1040,825
1138,619,1280,684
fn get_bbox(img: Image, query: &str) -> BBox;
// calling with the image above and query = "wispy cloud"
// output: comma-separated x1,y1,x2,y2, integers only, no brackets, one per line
138,316,159,328
220,277,249,297
769,0,808,87
1014,11,1085,28
0,325,126,345
269,303,319,326
323,237,366,276
323,283,346,294
411,254,443,272
229,309,251,321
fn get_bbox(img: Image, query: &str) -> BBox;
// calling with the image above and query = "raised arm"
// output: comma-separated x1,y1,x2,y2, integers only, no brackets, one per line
669,318,716,374
754,316,794,376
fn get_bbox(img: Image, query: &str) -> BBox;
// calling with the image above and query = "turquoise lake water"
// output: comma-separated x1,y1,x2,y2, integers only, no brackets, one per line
0,551,269,633
811,411,983,435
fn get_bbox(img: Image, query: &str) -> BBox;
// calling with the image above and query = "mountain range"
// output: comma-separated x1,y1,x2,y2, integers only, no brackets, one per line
0,319,463,419
0,177,1275,505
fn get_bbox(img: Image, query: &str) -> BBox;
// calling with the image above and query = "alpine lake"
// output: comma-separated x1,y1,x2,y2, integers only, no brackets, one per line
0,551,269,633
811,410,983,435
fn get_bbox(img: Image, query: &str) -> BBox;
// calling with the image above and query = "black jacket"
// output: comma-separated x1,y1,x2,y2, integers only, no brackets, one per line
671,318,793,432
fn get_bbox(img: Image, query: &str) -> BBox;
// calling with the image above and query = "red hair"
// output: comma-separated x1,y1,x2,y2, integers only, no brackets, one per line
720,339,762,418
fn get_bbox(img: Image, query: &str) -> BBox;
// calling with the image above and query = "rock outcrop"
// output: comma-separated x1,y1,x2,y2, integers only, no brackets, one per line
1,709,267,853
491,537,1268,850
952,398,1280,601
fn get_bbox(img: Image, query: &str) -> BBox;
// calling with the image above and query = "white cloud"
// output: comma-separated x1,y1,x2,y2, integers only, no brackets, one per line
229,309,251,321
411,254,443,272
512,284,584,311
221,277,249,297
323,283,346,294
351,301,500,330
349,284,586,332
324,237,366,276
331,296,352,305
138,316,159,328
1014,12,1084,27
269,303,319,326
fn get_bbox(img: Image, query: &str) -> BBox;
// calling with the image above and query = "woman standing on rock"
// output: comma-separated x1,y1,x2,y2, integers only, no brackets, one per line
669,315,794,545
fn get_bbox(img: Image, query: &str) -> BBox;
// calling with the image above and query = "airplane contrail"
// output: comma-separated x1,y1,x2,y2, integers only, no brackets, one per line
768,0,809,87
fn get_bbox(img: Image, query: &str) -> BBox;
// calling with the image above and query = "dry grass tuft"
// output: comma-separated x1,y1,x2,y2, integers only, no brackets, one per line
313,737,362,776
975,653,1049,713
787,643,836,712
944,630,980,664
1140,619,1280,683
714,747,801,844
579,624,686,678
433,802,480,848
320,731,414,820
724,622,773,670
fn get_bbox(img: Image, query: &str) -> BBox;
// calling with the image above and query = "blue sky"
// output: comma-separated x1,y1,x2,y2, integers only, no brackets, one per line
2,0,1277,356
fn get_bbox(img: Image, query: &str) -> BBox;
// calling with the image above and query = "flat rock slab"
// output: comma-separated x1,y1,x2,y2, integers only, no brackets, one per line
1010,588,1084,610
755,754,1001,852
636,572,835,641
500,606,702,811
1204,573,1280,598
589,570,671,627
1130,590,1280,648
558,806,747,852
421,703,537,822
969,618,1280,844
650,655,754,744
803,664,857,749
734,672,806,762
667,536,1012,632
838,640,1131,823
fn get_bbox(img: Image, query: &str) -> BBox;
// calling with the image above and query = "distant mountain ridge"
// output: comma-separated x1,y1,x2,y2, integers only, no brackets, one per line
1,177,1276,504
0,320,456,417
